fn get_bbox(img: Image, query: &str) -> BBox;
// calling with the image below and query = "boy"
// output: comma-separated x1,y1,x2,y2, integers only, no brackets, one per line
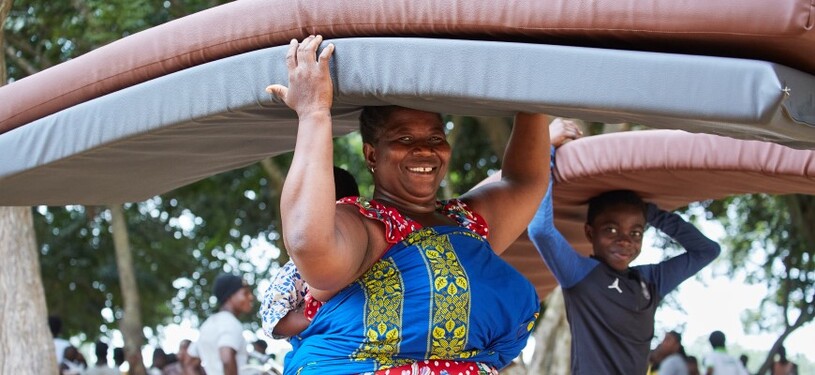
527,124,721,374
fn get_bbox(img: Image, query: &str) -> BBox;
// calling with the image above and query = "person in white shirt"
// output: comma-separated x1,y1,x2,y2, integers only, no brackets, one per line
84,341,120,375
49,315,71,366
704,331,749,375
659,331,689,375
188,273,255,375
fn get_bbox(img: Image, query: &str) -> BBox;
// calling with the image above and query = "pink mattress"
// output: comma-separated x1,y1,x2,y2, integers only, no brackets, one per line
502,129,815,298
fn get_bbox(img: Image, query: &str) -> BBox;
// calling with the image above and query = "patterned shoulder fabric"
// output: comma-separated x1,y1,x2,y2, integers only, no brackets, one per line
338,197,420,244
338,197,490,242
439,199,489,238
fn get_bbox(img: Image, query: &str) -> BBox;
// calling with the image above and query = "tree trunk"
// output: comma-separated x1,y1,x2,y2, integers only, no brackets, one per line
1,4,57,372
0,207,55,375
528,287,571,374
0,0,9,82
110,204,147,375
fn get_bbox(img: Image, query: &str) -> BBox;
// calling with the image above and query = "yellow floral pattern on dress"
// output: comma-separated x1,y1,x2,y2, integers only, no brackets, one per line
407,227,476,359
351,258,410,367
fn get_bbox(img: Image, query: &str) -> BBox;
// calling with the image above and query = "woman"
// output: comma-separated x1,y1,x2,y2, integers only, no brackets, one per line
267,35,551,374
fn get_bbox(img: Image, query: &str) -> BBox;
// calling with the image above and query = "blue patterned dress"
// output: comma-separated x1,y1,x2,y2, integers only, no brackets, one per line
283,197,540,374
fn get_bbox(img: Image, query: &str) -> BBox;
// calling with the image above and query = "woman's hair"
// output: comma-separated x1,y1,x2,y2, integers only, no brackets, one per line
334,166,359,199
586,190,647,224
358,106,443,145
359,106,400,145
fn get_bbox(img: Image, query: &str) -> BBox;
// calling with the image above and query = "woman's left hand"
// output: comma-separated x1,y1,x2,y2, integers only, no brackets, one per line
266,35,335,119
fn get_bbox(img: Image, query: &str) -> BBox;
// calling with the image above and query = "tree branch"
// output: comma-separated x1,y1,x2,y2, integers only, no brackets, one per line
1,0,11,83
4,43,40,76
4,32,49,74
784,195,815,245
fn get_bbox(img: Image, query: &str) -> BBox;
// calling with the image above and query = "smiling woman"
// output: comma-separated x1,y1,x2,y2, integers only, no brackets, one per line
265,35,551,374
3,0,815,373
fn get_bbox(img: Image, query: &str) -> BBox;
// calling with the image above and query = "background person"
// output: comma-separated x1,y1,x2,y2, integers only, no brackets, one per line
188,273,254,375
659,331,689,375
84,340,119,375
704,330,749,375
771,345,798,375
49,315,71,366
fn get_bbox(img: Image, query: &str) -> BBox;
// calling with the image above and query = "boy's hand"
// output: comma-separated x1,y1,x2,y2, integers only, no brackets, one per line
550,118,583,148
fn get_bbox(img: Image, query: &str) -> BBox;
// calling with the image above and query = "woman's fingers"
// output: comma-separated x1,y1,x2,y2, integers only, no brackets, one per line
318,43,335,66
269,35,333,112
296,35,325,65
265,84,288,102
285,39,298,69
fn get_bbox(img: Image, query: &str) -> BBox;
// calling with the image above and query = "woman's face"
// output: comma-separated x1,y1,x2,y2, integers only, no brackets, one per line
365,107,450,204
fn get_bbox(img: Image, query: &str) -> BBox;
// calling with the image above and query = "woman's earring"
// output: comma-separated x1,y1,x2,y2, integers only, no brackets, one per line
370,167,376,174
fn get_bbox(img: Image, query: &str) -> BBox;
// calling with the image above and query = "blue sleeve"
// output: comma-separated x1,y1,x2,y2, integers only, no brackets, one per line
637,204,721,298
526,147,598,289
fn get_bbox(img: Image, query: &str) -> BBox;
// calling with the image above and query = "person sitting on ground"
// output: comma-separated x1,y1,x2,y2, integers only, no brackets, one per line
526,122,721,375
266,34,551,374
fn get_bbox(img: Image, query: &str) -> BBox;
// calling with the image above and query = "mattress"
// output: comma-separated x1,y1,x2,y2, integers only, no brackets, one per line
2,0,815,299
504,129,815,298
1,0,813,134
1,38,813,205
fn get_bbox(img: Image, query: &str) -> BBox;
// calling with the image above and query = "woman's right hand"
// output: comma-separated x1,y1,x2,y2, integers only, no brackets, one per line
266,35,335,119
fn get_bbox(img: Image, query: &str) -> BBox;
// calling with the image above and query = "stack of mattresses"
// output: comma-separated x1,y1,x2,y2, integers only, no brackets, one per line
1,0,814,298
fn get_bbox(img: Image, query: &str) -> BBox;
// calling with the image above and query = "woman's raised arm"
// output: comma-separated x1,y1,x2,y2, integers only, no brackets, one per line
267,36,369,292
461,113,551,254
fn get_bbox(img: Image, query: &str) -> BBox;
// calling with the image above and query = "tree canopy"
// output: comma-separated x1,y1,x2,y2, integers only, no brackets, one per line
4,2,812,372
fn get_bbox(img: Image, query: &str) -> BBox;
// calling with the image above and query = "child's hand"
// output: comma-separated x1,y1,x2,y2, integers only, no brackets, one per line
550,118,583,148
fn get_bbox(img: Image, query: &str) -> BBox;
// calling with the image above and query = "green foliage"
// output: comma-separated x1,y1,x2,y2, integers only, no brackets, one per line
8,0,518,344
8,0,238,339
698,194,815,371
443,115,507,195
3,0,230,81
35,203,198,338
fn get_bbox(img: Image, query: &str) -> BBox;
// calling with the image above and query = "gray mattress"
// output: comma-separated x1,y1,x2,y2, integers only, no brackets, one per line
1,37,813,205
